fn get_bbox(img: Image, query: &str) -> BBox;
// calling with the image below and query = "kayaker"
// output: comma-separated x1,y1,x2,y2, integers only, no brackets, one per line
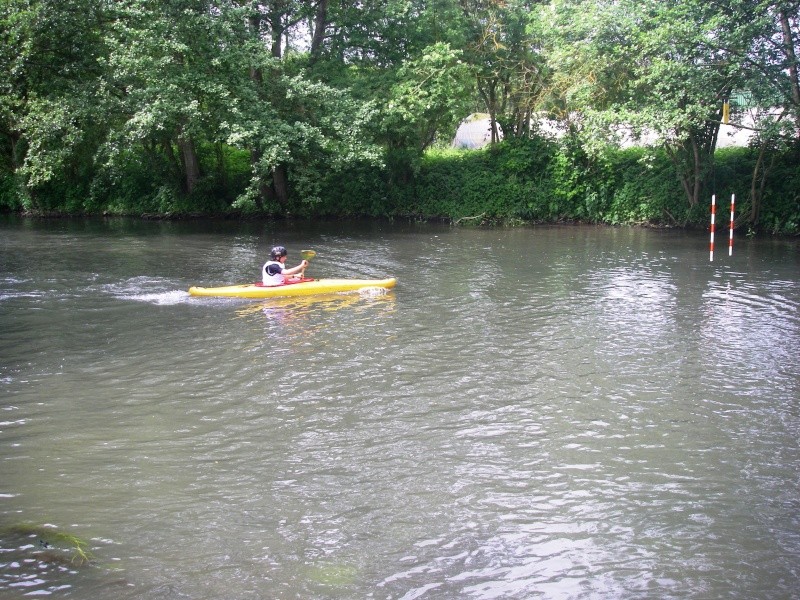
262,246,308,286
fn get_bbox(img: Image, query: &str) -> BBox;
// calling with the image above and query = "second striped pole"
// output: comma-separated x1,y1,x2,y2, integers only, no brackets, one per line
728,194,735,256
709,194,716,262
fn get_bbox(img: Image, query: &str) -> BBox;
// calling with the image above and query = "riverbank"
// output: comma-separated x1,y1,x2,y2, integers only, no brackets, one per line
3,140,799,235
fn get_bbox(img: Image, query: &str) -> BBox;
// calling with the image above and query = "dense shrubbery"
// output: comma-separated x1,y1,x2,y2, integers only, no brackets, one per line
399,139,799,233
2,136,798,234
309,136,798,234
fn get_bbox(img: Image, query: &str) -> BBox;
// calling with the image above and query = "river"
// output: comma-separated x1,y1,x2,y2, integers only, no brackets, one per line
1,217,799,599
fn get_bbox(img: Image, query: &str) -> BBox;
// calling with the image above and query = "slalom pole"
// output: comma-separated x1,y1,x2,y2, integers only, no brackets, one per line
728,194,735,256
709,194,716,262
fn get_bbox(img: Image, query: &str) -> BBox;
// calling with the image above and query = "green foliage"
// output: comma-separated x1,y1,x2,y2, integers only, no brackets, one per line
0,0,797,234
366,137,795,233
541,0,800,214
238,74,383,209
410,138,560,222
746,145,800,235
1,0,109,210
90,142,250,215
0,172,22,211
313,159,391,217
602,147,685,225
376,42,474,153
700,145,799,235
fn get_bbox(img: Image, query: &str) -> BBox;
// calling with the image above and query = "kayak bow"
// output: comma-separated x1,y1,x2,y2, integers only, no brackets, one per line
188,277,397,299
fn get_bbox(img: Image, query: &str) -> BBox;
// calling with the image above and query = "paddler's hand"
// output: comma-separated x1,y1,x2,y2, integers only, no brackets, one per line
301,260,309,269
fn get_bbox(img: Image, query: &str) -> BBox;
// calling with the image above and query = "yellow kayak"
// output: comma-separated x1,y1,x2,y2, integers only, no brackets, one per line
189,277,397,299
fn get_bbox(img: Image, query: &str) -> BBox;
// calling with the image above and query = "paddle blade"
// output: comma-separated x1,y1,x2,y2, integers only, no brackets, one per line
301,249,316,260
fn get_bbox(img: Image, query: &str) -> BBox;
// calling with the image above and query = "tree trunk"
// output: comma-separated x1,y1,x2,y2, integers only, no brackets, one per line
245,2,292,209
666,135,703,211
490,84,500,144
266,4,289,206
270,164,289,206
780,9,800,125
309,0,329,62
749,143,767,225
247,12,263,83
477,78,500,144
214,143,227,188
269,8,283,59
748,110,788,224
177,134,200,195
690,135,701,206
667,146,692,208
162,138,181,183
9,129,21,170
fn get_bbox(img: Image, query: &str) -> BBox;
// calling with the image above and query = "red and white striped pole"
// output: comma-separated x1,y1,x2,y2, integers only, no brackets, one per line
728,193,735,256
709,194,716,261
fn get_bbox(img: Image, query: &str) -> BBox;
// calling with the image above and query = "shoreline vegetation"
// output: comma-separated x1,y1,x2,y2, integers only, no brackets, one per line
2,1,798,235
3,139,798,235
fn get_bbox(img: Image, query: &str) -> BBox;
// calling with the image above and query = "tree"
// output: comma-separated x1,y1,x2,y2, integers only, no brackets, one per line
302,1,475,186
309,0,448,67
456,0,551,143
98,0,382,212
0,0,109,208
542,0,799,223
378,42,474,152
542,0,744,217
714,0,799,225
225,69,383,210
99,0,256,199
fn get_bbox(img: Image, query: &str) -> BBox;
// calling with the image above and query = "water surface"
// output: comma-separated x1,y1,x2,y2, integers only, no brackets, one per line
1,218,799,599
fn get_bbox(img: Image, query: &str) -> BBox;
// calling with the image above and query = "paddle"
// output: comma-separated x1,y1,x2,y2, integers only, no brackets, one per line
299,249,316,278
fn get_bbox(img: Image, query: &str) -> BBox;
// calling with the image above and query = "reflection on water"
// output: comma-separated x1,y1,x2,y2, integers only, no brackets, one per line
233,289,395,321
1,219,798,599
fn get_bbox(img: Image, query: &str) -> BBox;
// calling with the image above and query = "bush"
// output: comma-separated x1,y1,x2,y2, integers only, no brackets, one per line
0,172,23,211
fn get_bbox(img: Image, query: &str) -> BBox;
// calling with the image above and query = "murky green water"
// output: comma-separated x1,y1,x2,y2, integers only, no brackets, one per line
1,217,799,599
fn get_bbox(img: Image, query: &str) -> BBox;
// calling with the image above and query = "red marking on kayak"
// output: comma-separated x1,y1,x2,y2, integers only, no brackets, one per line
253,278,315,288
